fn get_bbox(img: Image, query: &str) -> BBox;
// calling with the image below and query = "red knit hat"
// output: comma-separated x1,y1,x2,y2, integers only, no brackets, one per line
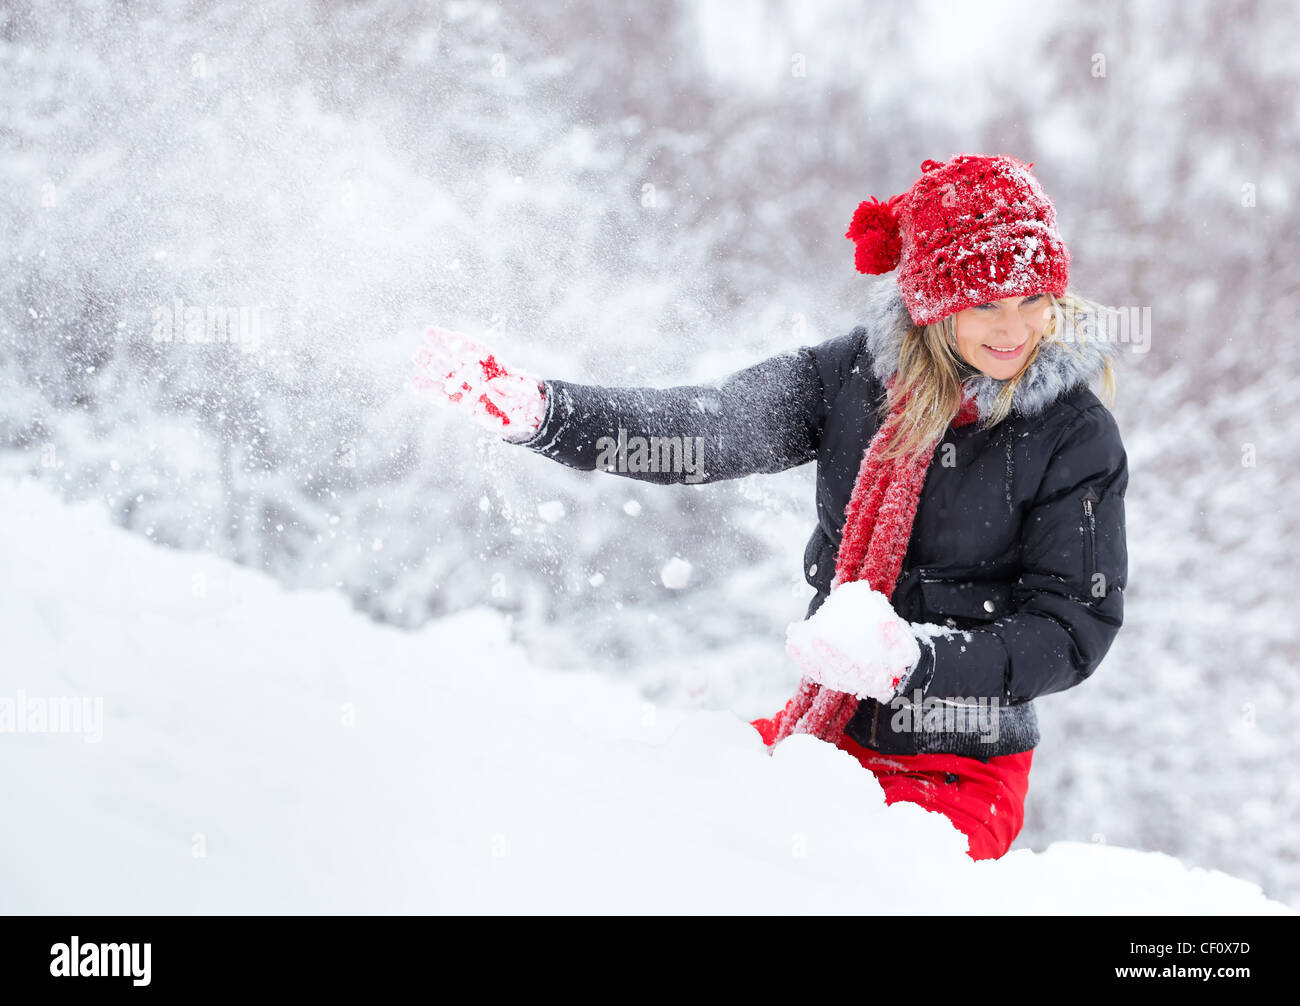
845,154,1071,326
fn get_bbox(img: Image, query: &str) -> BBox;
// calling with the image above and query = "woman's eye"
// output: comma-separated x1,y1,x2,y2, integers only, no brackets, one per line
976,295,1040,313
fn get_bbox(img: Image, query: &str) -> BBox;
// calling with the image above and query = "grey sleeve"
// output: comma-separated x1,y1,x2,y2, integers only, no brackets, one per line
508,331,863,485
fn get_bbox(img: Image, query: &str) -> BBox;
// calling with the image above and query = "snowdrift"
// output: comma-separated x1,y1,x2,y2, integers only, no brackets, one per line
0,478,1289,914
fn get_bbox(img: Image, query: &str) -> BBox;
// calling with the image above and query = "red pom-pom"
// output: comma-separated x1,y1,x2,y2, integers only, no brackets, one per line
845,194,903,274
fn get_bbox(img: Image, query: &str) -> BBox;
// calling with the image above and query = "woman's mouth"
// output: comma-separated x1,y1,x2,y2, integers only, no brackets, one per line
984,342,1025,360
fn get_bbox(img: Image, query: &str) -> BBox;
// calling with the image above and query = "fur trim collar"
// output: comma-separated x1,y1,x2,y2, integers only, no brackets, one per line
857,277,1117,421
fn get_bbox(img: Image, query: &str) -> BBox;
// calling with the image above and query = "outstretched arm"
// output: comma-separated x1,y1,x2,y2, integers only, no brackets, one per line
414,324,868,485
509,333,864,485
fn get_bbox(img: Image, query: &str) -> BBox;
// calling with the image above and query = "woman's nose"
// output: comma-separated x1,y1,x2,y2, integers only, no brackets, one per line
997,315,1034,339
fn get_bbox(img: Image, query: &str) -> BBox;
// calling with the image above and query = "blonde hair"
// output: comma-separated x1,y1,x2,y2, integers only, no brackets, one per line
874,290,1119,463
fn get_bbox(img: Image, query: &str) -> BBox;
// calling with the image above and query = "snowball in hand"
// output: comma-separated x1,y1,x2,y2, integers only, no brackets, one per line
411,325,544,439
784,580,920,702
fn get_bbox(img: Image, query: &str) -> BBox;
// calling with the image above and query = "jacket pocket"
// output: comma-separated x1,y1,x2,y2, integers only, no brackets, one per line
1080,486,1126,600
802,529,835,594
918,576,1015,627
1081,486,1099,593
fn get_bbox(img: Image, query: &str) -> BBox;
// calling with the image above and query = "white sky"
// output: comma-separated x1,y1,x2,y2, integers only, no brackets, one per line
691,0,1054,105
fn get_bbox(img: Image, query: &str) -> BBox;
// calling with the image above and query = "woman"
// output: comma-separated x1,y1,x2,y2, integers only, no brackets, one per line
412,153,1128,862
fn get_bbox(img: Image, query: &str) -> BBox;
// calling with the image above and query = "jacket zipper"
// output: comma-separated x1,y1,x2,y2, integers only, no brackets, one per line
1082,486,1099,590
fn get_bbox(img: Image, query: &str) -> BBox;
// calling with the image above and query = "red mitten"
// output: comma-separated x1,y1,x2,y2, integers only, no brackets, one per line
412,326,545,440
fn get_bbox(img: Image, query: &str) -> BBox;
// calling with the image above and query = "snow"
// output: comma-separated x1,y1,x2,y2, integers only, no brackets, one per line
911,620,973,645
536,500,566,522
0,477,1290,914
660,556,692,590
784,580,920,701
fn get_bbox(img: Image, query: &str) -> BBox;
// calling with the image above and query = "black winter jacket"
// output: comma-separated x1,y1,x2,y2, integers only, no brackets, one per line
512,277,1128,760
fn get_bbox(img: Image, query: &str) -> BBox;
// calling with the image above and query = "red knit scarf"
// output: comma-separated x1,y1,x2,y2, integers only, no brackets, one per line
754,376,981,747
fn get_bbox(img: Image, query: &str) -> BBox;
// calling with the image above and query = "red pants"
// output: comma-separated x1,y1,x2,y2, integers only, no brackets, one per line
752,718,1033,860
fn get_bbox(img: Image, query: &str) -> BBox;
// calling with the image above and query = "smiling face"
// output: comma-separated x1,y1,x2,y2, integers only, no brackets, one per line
952,293,1053,380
